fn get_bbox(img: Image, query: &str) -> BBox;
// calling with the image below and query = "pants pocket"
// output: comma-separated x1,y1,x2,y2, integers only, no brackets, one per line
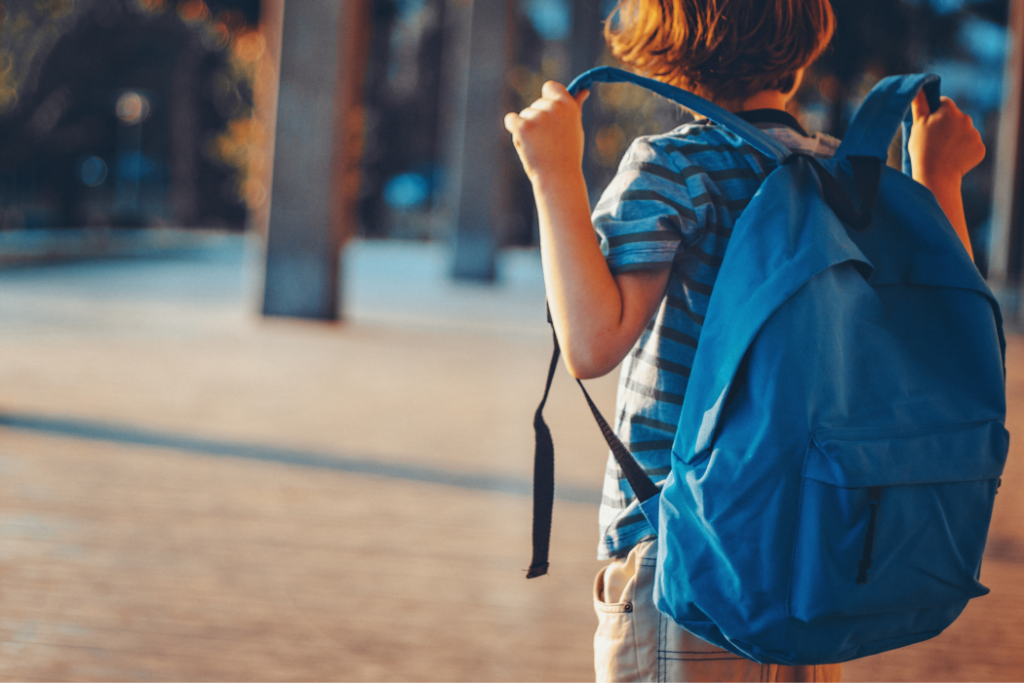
594,557,640,682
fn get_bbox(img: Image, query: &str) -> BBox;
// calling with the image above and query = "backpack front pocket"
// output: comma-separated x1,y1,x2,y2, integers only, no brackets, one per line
786,420,1007,623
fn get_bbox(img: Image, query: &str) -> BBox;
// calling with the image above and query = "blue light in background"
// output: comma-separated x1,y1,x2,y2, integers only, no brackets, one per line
79,156,108,187
929,0,965,14
522,0,571,42
116,151,154,180
394,0,425,14
384,172,431,210
960,16,1007,65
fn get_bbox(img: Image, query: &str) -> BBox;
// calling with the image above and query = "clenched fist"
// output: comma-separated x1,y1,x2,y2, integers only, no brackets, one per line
504,81,590,184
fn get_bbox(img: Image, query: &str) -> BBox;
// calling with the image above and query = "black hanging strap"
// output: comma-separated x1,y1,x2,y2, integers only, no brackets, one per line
527,326,561,579
527,315,659,579
573,379,660,502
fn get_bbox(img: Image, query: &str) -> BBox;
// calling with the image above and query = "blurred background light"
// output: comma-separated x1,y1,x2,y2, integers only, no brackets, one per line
115,91,150,126
521,0,571,42
960,15,1009,63
930,0,967,14
79,156,108,187
383,171,430,210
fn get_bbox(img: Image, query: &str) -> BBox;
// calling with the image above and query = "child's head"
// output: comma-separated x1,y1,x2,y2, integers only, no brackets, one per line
604,0,835,107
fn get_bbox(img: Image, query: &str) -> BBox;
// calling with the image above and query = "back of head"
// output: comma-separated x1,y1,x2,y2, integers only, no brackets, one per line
604,0,835,107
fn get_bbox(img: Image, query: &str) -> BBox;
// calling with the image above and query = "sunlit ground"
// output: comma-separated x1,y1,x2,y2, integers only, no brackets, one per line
0,237,1018,681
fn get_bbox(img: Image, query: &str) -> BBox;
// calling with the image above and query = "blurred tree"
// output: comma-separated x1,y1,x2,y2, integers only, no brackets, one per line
0,0,260,230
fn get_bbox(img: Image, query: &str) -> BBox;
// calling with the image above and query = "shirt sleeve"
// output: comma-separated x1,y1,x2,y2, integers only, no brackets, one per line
592,135,702,274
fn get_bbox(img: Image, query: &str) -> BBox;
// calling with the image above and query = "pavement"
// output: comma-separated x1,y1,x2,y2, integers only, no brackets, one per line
0,234,1019,681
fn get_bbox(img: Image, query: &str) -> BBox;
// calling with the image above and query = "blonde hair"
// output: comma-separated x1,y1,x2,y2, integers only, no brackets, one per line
605,0,835,106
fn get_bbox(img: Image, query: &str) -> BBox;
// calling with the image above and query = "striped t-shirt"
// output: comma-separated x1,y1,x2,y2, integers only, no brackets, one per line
593,110,838,559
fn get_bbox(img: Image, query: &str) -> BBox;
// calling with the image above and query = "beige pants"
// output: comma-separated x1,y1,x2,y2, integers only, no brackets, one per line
594,540,843,682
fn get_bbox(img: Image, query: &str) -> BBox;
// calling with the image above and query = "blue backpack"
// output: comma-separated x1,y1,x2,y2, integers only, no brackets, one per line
528,67,1009,665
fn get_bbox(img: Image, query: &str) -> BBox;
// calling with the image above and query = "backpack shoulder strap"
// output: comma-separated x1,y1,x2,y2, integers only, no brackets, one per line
835,74,941,176
567,67,793,164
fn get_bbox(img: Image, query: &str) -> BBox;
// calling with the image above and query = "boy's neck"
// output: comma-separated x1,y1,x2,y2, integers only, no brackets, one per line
732,89,790,114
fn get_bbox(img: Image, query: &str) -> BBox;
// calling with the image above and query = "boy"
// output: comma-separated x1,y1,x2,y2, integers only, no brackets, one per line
504,0,986,681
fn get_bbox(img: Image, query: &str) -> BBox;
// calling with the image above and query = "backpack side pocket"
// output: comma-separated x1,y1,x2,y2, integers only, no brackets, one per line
786,419,1007,622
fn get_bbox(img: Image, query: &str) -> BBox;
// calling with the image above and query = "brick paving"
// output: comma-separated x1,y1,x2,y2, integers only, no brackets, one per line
0,236,1018,681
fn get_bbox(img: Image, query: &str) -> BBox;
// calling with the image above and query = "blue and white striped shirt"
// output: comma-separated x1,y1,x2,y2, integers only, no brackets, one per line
593,111,837,559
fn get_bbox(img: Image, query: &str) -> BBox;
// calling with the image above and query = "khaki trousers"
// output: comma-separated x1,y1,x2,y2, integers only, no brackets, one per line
594,540,843,682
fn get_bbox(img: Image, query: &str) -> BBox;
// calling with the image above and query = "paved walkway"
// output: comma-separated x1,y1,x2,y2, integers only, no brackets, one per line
0,236,1019,681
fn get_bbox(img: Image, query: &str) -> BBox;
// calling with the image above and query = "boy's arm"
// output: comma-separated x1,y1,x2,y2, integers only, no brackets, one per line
504,82,670,379
909,91,986,259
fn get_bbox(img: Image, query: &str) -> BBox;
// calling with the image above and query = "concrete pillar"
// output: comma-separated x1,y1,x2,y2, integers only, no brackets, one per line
989,0,1024,317
448,0,515,282
169,33,204,227
262,0,370,320
570,0,605,202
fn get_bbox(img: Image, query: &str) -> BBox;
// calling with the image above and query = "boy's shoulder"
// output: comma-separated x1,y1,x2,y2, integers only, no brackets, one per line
623,122,753,169
603,123,771,211
624,118,839,169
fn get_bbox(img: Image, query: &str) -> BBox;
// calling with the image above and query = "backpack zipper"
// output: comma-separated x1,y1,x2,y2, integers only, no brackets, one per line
856,486,884,584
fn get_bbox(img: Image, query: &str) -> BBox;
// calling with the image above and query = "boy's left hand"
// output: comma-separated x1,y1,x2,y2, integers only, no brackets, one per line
908,90,983,259
908,91,986,186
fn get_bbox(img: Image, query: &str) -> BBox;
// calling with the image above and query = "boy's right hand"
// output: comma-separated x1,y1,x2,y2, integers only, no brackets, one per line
504,81,589,185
